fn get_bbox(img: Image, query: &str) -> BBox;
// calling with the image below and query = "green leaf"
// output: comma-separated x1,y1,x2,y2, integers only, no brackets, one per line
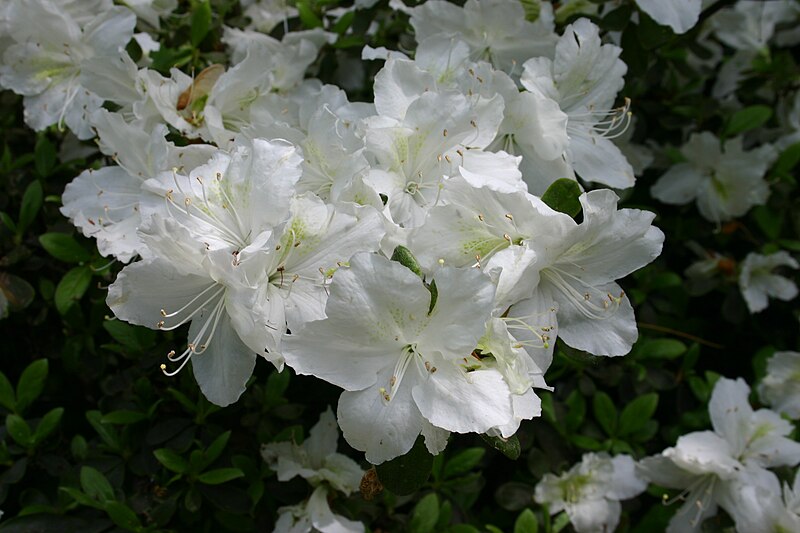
552,511,571,532
190,0,212,47
16,359,48,413
18,181,43,234
200,430,231,470
102,321,156,351
618,393,659,436
409,493,439,533
638,338,687,360
0,211,16,233
33,407,64,444
331,10,355,34
60,487,104,509
0,371,16,412
296,1,323,28
564,389,586,432
752,205,784,240
480,433,521,460
6,414,33,446
104,501,142,530
593,392,617,436
80,466,114,502
570,434,604,451
197,467,245,485
154,448,189,474
772,142,800,181
541,178,582,218
86,410,121,451
514,509,539,533
55,266,92,314
443,447,485,479
34,135,56,177
724,105,772,137
71,435,88,460
101,410,148,424
376,436,434,495
391,245,423,278
39,233,91,263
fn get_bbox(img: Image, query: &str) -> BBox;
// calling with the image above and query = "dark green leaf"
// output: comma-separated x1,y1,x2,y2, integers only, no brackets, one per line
618,393,659,436
296,1,323,29
39,233,91,263
16,359,48,413
6,414,33,446
752,205,784,240
86,410,122,451
18,181,43,234
34,135,56,177
0,211,16,233
201,430,231,470
101,410,148,424
0,371,15,412
104,501,142,530
480,433,521,460
154,448,189,474
376,436,434,495
190,0,213,47
638,338,687,360
55,266,92,314
514,509,538,533
197,467,245,485
724,105,772,137
59,486,104,509
443,447,485,479
33,407,64,444
409,493,439,533
593,392,617,436
541,178,582,218
102,320,156,351
80,466,115,502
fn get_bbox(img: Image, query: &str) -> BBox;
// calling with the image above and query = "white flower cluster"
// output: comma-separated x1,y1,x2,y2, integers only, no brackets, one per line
638,376,800,533
0,0,666,465
261,408,365,533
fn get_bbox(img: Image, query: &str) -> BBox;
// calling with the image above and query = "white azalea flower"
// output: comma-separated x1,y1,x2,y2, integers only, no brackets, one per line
638,377,800,533
718,467,800,533
261,407,364,495
534,453,647,533
650,132,777,223
107,140,304,406
241,0,298,34
364,90,508,227
393,0,557,75
262,407,365,533
712,0,800,53
120,0,177,29
635,0,702,34
519,19,635,193
283,252,515,464
0,0,136,138
759,351,800,419
739,251,799,313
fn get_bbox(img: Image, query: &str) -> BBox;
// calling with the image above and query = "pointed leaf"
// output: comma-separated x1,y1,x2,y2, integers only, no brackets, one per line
16,359,48,413
541,178,582,218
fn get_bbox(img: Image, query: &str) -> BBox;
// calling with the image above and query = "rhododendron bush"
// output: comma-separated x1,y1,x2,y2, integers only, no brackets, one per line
0,0,799,531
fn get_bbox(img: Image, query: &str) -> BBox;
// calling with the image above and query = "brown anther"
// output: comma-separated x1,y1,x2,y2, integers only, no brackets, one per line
390,375,397,386
360,468,383,501
160,309,167,317
445,155,452,163
470,120,477,128
443,129,448,137
505,213,513,220
157,320,165,328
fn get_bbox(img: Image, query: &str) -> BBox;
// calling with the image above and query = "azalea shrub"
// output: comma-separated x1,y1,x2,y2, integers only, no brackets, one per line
0,0,799,531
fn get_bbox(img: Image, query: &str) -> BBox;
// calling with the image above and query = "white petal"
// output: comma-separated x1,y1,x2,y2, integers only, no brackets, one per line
635,0,702,34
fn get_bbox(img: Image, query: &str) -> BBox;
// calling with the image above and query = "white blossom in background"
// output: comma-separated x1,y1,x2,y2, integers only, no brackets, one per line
0,0,136,139
638,377,800,532
262,407,365,533
392,0,558,75
759,351,800,419
650,132,777,223
718,467,800,533
519,19,635,193
739,251,799,313
534,453,647,533
120,0,178,29
635,0,702,34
